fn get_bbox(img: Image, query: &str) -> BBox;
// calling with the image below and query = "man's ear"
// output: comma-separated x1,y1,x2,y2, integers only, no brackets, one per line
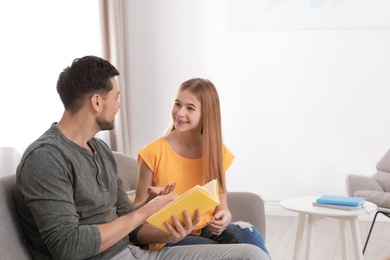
90,94,102,112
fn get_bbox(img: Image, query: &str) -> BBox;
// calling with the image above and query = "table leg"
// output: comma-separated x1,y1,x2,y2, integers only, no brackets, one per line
305,214,313,260
339,219,348,260
293,212,306,260
350,216,364,260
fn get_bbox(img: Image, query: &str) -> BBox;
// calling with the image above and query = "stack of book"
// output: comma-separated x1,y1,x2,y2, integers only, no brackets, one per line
312,195,365,211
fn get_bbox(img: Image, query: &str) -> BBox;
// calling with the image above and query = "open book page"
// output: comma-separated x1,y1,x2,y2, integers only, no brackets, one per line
146,179,220,234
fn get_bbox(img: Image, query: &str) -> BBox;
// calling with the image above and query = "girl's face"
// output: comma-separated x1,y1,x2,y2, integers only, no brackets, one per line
172,89,202,133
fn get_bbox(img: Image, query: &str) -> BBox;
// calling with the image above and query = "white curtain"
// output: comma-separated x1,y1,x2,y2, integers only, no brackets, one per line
99,0,131,154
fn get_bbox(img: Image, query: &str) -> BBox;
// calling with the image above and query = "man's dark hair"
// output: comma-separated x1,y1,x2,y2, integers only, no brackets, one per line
56,55,120,113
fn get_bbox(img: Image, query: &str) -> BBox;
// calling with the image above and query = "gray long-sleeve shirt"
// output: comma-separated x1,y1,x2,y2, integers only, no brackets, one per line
14,123,134,260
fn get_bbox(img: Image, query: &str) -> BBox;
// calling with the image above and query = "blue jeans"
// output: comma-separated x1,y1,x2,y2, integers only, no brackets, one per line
165,221,271,259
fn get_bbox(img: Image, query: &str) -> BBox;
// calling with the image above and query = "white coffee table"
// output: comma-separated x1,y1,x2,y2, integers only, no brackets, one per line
280,196,377,260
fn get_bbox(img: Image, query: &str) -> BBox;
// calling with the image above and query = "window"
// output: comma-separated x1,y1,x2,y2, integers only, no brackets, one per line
0,0,102,153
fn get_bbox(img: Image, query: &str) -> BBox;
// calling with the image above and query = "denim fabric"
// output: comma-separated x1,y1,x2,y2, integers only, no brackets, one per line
165,221,271,259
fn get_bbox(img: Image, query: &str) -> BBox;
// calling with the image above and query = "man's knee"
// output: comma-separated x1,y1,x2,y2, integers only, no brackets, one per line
234,244,271,260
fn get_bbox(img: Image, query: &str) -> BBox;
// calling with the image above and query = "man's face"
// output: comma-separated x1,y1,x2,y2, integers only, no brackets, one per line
96,78,120,131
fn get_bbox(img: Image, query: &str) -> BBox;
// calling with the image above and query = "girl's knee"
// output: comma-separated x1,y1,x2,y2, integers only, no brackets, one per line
230,221,256,232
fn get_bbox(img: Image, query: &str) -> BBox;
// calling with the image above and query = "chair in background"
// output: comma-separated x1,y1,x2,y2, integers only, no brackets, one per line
112,151,267,239
346,148,390,254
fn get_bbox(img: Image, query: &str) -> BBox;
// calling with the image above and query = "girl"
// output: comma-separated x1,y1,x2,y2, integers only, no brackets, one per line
134,78,270,257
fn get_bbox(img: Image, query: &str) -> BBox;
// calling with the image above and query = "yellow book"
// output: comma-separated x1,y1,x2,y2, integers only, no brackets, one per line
146,179,220,234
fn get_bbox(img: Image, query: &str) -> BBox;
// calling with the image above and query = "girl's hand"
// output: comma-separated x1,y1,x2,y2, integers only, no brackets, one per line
146,182,176,202
207,210,232,235
133,183,176,210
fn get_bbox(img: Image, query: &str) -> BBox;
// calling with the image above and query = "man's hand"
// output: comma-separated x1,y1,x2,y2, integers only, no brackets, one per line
164,209,201,243
134,206,201,245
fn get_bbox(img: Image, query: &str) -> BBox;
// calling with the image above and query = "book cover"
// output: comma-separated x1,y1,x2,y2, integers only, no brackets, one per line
146,179,220,234
312,202,362,211
316,195,365,207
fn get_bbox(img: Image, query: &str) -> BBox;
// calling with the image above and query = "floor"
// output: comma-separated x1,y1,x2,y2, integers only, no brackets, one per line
265,215,390,260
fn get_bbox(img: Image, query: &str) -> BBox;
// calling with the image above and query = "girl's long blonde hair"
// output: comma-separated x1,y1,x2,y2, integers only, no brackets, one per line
167,78,226,192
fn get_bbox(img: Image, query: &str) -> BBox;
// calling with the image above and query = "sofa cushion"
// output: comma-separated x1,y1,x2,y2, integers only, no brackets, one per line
112,151,138,192
345,174,383,196
373,171,390,192
352,190,390,208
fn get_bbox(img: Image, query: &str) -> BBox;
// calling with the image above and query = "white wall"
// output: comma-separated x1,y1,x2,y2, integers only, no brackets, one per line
124,0,390,202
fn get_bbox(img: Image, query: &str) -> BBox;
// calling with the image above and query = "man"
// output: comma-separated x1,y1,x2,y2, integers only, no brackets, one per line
14,56,269,260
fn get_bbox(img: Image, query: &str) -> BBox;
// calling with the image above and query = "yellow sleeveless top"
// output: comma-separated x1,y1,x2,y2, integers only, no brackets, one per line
138,137,234,250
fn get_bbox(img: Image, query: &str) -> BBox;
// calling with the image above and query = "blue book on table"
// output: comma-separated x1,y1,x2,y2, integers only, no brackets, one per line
316,195,365,207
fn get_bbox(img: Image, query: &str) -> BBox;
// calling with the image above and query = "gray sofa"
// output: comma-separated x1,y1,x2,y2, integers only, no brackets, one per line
0,174,32,259
0,152,266,259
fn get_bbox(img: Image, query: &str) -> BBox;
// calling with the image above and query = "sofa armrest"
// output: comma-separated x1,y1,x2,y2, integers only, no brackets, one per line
227,192,266,239
0,175,32,259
